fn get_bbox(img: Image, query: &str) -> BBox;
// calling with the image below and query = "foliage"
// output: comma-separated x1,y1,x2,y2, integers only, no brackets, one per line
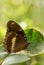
0,0,44,65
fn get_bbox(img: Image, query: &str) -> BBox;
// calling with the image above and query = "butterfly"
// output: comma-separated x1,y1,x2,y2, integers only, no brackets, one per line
4,20,29,53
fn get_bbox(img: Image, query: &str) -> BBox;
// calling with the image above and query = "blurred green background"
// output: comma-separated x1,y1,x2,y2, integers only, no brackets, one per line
0,0,44,33
0,0,44,65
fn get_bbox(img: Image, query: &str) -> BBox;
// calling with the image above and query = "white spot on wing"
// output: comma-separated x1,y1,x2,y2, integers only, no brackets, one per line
11,22,14,25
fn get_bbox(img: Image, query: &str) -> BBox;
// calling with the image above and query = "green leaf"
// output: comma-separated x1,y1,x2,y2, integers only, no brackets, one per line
0,44,8,64
2,54,31,65
25,29,44,55
0,52,8,64
0,52,8,60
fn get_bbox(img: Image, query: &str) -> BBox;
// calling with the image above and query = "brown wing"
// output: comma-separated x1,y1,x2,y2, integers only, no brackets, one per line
4,20,29,53
7,20,22,33
4,32,17,53
14,32,28,52
4,32,28,53
6,20,28,43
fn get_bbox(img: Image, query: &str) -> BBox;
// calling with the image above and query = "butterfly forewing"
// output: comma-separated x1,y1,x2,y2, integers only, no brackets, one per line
7,20,22,33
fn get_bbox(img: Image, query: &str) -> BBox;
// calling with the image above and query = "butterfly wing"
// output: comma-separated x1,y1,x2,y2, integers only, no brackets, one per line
4,32,17,53
4,20,29,53
7,20,27,42
14,31,28,52
4,32,28,53
7,20,23,33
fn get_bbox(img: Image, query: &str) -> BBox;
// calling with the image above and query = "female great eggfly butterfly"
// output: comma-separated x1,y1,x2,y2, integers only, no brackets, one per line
4,20,29,53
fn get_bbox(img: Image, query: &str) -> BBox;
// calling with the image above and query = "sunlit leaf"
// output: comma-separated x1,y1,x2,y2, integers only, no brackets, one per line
25,29,44,55
2,54,31,65
0,52,8,64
